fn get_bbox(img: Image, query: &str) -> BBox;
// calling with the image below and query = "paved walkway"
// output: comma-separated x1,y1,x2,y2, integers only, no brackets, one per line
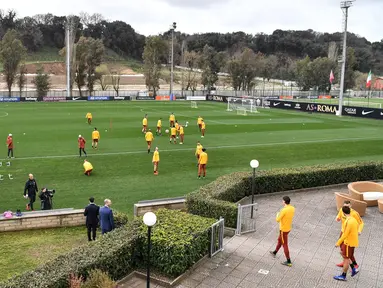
177,186,383,288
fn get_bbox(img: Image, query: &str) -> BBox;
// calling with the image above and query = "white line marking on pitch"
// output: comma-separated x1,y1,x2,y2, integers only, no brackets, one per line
0,112,9,117
1,136,380,161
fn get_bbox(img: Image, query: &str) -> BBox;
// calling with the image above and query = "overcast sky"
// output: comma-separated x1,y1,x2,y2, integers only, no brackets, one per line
3,0,382,42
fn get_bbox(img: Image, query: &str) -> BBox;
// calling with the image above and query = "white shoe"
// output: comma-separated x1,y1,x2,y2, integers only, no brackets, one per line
6,162,10,166
8,174,13,180
201,136,204,138
0,175,3,181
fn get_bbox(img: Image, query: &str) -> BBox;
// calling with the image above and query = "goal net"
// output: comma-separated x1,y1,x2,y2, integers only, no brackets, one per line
191,101,198,108
227,97,259,113
343,100,382,108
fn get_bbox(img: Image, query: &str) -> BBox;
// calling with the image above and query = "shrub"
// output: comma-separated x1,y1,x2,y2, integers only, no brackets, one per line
113,210,129,228
186,161,383,228
80,269,117,288
134,209,216,277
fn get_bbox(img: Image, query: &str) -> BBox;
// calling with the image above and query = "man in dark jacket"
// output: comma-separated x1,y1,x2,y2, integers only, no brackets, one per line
99,199,115,235
24,174,38,211
84,197,100,241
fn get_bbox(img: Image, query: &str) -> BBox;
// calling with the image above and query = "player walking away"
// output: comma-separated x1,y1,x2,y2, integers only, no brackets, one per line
197,116,203,132
152,147,160,175
142,114,148,133
92,128,100,149
336,201,363,269
179,125,185,144
170,125,177,144
201,120,206,138
175,120,180,139
169,113,175,127
86,112,92,125
145,129,154,153
198,148,208,179
78,135,87,157
156,118,162,136
83,160,93,176
270,196,295,267
6,134,14,158
195,141,203,167
334,206,360,281
24,174,38,211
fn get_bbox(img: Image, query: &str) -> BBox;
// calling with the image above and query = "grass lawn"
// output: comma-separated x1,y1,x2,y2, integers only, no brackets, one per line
1,101,383,215
0,226,86,281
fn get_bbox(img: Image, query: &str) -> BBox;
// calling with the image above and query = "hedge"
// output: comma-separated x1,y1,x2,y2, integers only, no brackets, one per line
186,161,383,228
0,209,215,287
134,209,216,277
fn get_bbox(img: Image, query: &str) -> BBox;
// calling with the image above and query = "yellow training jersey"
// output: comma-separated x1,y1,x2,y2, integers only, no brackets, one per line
83,161,93,171
199,152,208,164
169,114,175,122
337,208,364,234
143,118,148,126
175,123,180,130
201,122,206,129
276,204,295,232
145,132,154,141
86,113,92,119
336,217,359,247
92,131,100,140
179,126,184,135
171,127,177,136
157,120,162,127
195,144,203,155
152,151,160,162
198,117,203,124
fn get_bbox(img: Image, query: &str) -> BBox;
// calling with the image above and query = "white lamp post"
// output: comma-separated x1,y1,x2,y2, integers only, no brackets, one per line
250,160,259,219
143,212,157,288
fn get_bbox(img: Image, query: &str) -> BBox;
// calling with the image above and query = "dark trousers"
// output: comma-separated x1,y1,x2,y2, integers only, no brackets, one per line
79,148,87,156
8,148,13,157
28,195,36,210
87,224,97,241
275,231,290,260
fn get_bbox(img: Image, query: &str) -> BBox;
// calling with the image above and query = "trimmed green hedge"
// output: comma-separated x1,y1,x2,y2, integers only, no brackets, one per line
134,209,216,277
186,161,383,228
0,209,215,288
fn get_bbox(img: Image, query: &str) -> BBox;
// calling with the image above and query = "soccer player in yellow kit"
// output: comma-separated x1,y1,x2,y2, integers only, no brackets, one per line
198,148,208,179
156,118,162,136
195,141,203,166
270,196,295,267
170,126,177,144
169,113,175,127
201,120,206,138
335,200,364,269
175,120,180,138
86,112,92,125
197,116,203,132
145,129,154,153
83,160,93,176
142,114,148,133
179,125,185,144
334,206,360,281
152,147,160,175
92,128,100,149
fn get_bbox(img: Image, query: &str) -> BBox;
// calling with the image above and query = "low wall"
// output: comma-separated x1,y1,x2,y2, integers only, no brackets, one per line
0,208,85,232
134,197,186,216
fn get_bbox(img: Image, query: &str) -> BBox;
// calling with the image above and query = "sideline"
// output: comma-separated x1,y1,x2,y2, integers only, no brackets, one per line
1,136,380,161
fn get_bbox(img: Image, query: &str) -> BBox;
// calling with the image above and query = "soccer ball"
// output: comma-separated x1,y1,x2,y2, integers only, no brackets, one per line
165,129,169,134
185,121,189,127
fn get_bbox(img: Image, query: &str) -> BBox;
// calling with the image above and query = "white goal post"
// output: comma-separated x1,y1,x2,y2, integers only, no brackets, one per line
191,101,198,108
226,96,263,114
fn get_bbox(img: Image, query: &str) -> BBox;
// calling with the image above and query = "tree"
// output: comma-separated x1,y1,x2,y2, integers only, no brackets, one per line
85,38,105,95
95,64,110,91
17,17,43,51
183,51,200,93
0,29,27,96
72,37,88,96
17,64,27,96
344,47,357,91
295,56,312,90
143,36,167,96
199,45,227,90
32,67,51,98
310,57,337,92
111,70,121,96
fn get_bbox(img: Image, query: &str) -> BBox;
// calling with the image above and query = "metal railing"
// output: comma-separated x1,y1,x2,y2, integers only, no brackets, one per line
209,217,224,258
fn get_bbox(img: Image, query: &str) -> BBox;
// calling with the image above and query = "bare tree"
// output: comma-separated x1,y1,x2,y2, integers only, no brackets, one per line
17,64,27,96
111,70,121,96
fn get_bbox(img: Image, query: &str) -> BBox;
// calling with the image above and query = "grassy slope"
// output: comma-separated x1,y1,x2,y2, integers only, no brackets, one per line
0,227,86,281
1,101,383,215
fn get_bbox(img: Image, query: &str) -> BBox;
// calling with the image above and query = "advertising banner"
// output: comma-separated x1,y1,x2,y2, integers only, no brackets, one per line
155,95,170,101
205,95,228,103
136,96,155,100
43,97,67,102
112,96,131,101
0,97,20,102
67,97,88,101
21,97,38,102
186,96,206,101
88,96,110,101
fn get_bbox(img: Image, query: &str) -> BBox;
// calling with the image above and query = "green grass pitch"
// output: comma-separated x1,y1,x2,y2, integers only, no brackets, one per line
1,100,383,215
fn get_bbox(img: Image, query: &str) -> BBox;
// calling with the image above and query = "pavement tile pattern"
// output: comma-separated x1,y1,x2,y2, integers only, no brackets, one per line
177,187,383,288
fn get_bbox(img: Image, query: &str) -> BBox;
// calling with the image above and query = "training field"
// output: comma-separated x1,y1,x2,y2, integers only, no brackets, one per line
1,101,383,214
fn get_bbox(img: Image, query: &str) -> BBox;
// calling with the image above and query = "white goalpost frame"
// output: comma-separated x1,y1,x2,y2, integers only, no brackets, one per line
226,96,260,114
191,101,198,108
343,100,382,109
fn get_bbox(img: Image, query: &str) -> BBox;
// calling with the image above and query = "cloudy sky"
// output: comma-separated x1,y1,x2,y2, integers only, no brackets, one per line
3,0,382,42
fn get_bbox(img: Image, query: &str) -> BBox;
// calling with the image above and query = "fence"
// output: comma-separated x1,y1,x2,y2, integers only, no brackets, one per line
209,217,224,258
236,203,258,236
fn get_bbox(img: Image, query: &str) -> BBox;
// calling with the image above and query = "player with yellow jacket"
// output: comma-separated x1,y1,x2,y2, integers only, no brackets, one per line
145,129,154,153
92,128,100,149
152,147,160,175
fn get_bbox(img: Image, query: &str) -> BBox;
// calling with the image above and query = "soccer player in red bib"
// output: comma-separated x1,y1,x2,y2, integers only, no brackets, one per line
78,135,87,157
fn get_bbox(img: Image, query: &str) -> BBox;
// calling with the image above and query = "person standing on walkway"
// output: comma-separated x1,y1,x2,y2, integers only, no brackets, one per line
334,206,359,281
335,200,364,269
99,199,115,235
84,197,100,241
23,174,38,211
270,196,295,266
